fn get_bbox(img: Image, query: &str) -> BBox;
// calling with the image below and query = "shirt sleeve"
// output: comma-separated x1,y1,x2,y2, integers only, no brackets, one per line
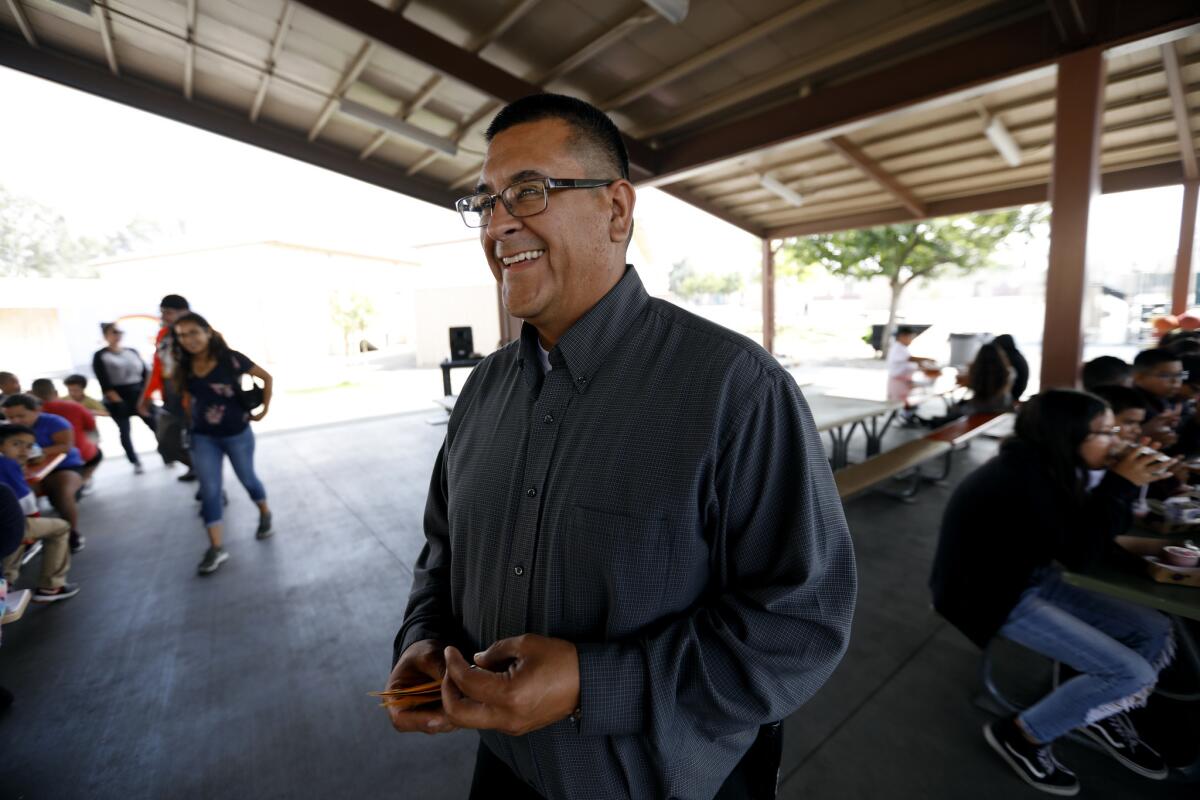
394,366,482,665
92,351,114,393
575,373,857,739
229,351,256,375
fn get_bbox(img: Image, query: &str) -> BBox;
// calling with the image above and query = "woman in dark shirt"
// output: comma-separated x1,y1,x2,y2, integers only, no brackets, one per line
91,322,155,473
930,390,1175,795
171,313,273,576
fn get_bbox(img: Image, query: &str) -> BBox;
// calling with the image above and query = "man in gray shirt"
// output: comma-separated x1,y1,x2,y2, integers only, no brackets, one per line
388,94,856,800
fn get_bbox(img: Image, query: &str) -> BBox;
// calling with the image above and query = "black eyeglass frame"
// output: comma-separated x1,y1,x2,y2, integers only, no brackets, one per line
455,177,614,228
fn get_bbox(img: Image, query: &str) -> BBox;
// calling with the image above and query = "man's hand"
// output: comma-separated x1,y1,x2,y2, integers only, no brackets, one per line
104,390,121,403
136,397,151,417
385,639,456,735
441,634,580,737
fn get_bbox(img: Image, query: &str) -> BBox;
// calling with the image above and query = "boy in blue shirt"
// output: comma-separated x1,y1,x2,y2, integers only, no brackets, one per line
0,424,78,602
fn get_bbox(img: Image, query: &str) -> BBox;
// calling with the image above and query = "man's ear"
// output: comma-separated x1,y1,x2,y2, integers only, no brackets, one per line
608,180,636,244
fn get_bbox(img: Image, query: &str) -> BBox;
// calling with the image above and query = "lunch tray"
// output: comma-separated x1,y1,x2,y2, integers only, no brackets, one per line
1115,535,1200,587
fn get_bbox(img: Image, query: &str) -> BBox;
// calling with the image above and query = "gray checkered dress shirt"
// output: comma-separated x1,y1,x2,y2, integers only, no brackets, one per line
396,266,856,800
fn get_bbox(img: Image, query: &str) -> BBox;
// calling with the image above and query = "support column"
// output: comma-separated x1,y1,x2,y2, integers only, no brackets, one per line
1173,181,1198,315
1041,47,1105,390
762,238,776,355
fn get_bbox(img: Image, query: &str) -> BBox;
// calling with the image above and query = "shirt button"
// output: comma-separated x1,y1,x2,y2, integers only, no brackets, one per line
543,414,554,424
513,565,524,577
576,376,587,384
526,487,537,498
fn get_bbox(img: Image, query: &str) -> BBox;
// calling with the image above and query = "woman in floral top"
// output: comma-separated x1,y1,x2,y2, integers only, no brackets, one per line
172,313,274,575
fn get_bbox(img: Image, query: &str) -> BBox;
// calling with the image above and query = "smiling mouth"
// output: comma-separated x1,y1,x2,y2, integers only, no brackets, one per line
500,249,544,267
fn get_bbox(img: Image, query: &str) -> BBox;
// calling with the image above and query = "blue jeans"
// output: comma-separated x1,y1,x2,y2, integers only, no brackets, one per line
999,568,1175,743
191,428,267,527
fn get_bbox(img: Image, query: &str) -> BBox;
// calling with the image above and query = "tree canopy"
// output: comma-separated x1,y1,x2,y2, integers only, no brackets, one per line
0,184,160,277
778,206,1048,289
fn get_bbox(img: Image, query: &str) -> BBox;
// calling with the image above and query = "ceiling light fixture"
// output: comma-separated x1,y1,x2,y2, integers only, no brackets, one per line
339,99,458,158
642,0,689,24
760,172,804,207
983,114,1022,167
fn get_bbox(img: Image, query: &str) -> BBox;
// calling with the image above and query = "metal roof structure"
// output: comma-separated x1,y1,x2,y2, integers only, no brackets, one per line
2,0,1197,237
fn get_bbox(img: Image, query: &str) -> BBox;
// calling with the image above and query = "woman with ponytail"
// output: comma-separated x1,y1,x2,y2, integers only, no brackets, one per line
172,313,273,575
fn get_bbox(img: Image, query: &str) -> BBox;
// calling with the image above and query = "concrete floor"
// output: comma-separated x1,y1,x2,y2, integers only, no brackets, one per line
0,409,1195,799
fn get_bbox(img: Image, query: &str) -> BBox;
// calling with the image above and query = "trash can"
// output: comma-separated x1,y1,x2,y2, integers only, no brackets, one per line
948,332,992,370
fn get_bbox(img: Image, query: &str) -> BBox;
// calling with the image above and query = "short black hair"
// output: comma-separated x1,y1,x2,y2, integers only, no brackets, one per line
0,423,35,445
0,394,39,411
1167,336,1200,355
1090,385,1147,414
29,378,55,399
895,325,918,337
1133,348,1183,372
64,374,88,388
160,294,189,310
485,93,629,181
1080,356,1131,392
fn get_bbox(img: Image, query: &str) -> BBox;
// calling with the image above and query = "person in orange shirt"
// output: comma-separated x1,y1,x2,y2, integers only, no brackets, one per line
137,295,195,481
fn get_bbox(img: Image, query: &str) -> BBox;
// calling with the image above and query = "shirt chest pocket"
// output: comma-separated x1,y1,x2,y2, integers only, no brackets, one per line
556,506,677,640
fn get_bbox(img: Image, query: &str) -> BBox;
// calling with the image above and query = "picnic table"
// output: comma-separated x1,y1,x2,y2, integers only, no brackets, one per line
805,391,904,469
1062,560,1200,622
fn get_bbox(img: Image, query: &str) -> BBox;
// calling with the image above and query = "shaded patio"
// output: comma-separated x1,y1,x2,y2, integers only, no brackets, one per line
0,410,1192,798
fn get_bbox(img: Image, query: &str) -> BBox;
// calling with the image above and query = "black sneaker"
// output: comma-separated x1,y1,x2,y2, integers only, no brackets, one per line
1080,712,1168,780
197,547,229,575
69,531,85,553
984,717,1080,796
178,469,198,482
32,583,80,604
255,512,273,540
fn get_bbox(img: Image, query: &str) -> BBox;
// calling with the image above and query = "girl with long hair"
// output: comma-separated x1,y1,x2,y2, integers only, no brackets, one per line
963,342,1015,414
171,313,273,575
931,389,1177,795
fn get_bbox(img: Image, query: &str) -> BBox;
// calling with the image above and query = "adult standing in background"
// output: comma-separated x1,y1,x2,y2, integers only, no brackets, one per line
387,94,856,799
92,322,154,475
137,295,195,480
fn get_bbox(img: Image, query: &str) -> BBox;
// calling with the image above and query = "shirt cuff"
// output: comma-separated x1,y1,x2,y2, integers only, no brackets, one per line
575,642,646,736
394,623,446,667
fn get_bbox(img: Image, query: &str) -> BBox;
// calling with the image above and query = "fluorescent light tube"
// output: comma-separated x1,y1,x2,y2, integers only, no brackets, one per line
984,115,1022,167
760,173,804,207
339,99,458,157
642,0,688,24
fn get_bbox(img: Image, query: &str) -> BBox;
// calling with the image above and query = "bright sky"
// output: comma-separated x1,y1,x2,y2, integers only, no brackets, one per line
0,64,1183,279
0,65,757,271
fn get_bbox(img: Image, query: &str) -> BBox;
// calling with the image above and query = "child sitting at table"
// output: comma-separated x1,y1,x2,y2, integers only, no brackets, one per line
0,424,79,603
1131,349,1186,449
931,390,1175,795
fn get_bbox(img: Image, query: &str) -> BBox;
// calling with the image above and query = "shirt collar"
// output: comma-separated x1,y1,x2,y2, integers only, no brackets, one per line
517,265,649,394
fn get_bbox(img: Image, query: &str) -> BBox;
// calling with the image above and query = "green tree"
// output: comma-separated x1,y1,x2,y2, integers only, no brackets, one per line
0,184,160,277
669,258,744,302
330,291,375,356
779,206,1047,356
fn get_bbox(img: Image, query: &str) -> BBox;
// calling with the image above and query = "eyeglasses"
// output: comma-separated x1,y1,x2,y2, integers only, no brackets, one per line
455,177,614,228
1152,371,1189,381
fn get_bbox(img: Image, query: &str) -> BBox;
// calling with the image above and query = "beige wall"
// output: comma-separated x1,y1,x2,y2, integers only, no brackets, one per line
413,284,501,367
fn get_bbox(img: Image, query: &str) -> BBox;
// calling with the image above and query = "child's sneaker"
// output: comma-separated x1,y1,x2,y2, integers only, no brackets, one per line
32,583,80,604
